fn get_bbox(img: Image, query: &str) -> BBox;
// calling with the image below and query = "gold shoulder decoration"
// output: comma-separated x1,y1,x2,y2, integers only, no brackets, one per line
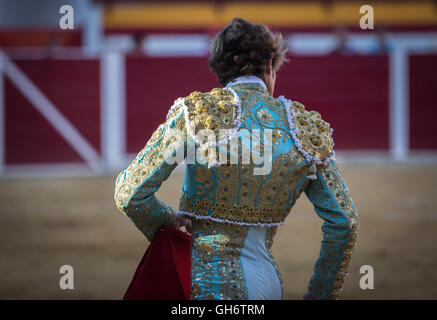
291,101,333,160
183,88,240,138
278,96,335,165
182,88,242,167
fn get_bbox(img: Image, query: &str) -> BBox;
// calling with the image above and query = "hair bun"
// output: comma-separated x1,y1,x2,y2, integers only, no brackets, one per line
208,18,288,86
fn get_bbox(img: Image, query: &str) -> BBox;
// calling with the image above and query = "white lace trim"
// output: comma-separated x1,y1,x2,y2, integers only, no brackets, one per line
277,95,335,166
175,210,285,227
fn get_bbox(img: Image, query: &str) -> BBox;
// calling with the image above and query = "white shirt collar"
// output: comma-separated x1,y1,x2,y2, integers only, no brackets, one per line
225,75,267,91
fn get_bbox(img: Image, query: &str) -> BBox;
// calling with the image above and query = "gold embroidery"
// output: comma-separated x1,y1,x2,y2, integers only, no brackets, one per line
271,130,283,145
113,101,186,240
185,88,236,136
191,219,249,300
256,109,273,123
114,105,186,210
291,101,333,159
195,198,213,215
176,85,340,228
331,219,358,299
320,162,359,299
178,145,317,225
179,192,194,212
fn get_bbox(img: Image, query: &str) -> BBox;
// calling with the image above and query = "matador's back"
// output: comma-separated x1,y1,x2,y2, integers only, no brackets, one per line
114,77,358,300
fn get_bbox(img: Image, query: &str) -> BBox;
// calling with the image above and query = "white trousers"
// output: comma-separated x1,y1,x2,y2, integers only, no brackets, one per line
240,226,283,300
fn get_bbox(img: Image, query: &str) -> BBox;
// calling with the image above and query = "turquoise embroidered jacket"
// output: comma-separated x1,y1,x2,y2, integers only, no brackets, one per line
114,82,359,300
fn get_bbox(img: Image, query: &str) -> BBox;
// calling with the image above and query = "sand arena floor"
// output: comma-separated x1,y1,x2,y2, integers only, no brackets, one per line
0,163,436,299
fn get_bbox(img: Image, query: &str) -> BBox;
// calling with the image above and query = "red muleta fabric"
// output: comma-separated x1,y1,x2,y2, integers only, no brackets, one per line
123,226,191,300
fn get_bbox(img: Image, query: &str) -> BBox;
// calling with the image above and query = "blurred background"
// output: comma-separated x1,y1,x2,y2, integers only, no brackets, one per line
0,0,436,299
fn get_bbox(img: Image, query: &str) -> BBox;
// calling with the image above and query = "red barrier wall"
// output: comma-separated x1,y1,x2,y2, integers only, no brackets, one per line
125,55,218,153
126,54,390,153
4,53,436,166
5,59,100,164
0,30,82,47
275,54,389,150
409,54,437,150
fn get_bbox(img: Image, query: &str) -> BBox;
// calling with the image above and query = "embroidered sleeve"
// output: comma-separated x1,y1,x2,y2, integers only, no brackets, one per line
114,99,188,241
304,159,359,299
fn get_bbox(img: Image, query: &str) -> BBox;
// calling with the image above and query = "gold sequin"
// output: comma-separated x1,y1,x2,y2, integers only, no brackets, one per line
320,162,359,299
291,101,333,159
185,88,236,137
272,130,283,145
257,109,273,123
114,100,186,240
179,145,315,225
191,219,249,300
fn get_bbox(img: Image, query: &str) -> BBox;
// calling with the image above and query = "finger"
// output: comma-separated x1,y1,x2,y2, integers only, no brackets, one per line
174,215,183,228
185,221,193,234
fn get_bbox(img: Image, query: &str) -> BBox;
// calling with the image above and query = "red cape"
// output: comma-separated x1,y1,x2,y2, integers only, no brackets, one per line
123,226,191,300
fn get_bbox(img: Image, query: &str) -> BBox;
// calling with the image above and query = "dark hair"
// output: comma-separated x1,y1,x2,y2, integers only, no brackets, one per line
208,18,288,86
